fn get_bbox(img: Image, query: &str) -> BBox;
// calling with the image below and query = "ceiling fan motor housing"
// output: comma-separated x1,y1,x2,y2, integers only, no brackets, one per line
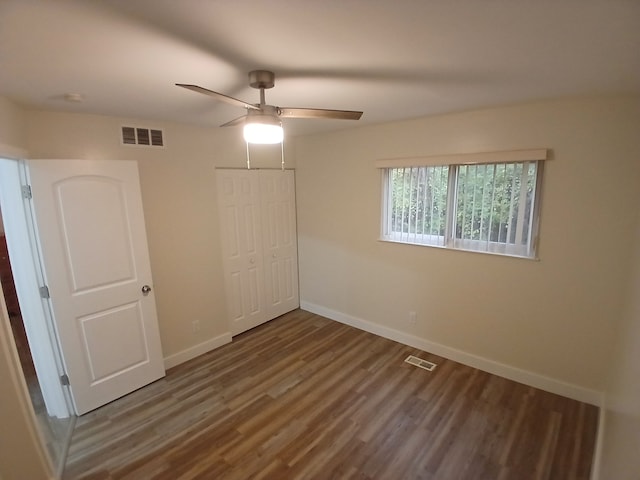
249,70,275,89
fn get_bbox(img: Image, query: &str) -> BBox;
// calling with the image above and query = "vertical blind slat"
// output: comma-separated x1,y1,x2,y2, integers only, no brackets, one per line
436,167,443,241
515,162,529,246
487,164,497,246
497,164,505,243
480,165,486,241
424,168,430,237
506,165,516,243
470,165,478,241
525,163,537,251
460,165,467,241
413,168,417,240
401,167,408,239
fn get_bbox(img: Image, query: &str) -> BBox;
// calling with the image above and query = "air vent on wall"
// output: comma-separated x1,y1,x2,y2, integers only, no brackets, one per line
121,126,164,147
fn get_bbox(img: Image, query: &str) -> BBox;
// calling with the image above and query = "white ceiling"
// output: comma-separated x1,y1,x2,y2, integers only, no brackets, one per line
1,0,639,136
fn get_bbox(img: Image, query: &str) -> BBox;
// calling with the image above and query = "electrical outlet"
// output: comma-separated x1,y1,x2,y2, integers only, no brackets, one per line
191,320,200,333
409,311,417,325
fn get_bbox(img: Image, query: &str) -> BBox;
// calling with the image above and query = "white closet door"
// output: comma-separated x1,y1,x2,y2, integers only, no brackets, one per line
216,169,299,336
216,170,267,335
260,170,299,319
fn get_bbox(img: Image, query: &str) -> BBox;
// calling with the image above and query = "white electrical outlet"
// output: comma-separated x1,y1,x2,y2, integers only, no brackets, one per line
191,320,200,333
409,311,417,325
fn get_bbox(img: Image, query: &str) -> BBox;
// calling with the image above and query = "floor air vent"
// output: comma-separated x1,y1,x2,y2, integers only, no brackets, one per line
405,355,437,371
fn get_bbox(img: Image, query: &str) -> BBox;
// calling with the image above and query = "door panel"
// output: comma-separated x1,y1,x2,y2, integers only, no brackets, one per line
78,302,148,383
217,170,266,335
260,170,299,319
27,160,165,415
57,177,135,291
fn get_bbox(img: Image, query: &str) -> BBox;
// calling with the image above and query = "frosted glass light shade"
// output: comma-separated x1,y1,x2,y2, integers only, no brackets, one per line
243,123,284,144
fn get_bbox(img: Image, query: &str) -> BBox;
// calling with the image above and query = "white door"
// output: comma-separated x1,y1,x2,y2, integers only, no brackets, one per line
27,160,165,415
216,170,267,335
216,169,299,336
260,170,299,319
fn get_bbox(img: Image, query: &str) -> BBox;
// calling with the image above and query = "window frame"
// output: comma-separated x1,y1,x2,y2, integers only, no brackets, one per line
378,149,547,259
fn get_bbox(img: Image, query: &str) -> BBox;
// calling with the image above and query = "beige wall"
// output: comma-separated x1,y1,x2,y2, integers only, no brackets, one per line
0,96,26,150
598,206,640,479
25,110,294,359
295,95,640,393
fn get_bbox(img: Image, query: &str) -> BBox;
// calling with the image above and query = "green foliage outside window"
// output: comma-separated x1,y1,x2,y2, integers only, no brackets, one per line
388,161,537,250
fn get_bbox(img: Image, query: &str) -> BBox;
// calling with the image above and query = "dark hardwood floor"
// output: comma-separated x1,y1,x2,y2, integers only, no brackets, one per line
63,309,598,479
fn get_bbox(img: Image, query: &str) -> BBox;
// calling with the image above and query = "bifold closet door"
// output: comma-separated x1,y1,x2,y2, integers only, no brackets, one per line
259,170,299,320
216,169,299,336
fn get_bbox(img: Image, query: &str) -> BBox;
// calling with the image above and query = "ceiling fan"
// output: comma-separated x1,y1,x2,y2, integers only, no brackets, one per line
176,70,363,144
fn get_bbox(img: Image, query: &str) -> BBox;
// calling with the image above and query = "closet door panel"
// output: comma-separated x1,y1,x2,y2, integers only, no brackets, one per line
260,170,299,319
216,171,267,335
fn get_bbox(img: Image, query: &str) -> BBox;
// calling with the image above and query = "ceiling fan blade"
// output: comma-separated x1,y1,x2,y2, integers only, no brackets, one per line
278,107,363,120
176,84,259,111
220,115,247,127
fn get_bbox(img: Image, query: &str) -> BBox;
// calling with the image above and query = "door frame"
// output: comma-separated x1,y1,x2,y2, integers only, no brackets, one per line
0,155,72,418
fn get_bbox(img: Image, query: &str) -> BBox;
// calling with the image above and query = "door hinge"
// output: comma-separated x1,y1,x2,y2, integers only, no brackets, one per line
39,285,50,299
21,185,32,199
60,374,70,386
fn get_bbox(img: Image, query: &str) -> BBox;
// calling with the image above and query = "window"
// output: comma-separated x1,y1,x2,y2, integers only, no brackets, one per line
379,149,546,258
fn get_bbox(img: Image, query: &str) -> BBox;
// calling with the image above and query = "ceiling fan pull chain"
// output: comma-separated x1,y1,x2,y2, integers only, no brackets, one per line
246,142,251,170
281,136,285,171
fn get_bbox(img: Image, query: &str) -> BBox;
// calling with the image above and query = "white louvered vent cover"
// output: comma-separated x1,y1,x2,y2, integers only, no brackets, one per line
121,126,164,147
404,355,437,371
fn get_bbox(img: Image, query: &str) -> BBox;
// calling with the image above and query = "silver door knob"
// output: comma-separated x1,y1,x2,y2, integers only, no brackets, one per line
141,285,152,295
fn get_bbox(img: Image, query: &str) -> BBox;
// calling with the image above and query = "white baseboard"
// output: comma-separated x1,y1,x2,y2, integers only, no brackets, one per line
301,301,603,407
163,332,232,370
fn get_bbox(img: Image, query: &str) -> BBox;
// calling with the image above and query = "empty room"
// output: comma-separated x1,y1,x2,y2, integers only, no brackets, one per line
0,1,639,479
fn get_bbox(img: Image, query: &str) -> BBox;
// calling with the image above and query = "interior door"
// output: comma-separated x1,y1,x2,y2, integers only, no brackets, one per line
27,159,165,415
260,170,299,319
216,169,266,335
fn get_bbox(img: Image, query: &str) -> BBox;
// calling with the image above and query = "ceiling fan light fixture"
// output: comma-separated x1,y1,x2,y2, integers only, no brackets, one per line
243,122,283,144
243,113,283,144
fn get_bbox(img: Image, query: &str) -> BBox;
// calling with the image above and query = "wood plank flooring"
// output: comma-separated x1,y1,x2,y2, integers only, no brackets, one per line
62,309,598,480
